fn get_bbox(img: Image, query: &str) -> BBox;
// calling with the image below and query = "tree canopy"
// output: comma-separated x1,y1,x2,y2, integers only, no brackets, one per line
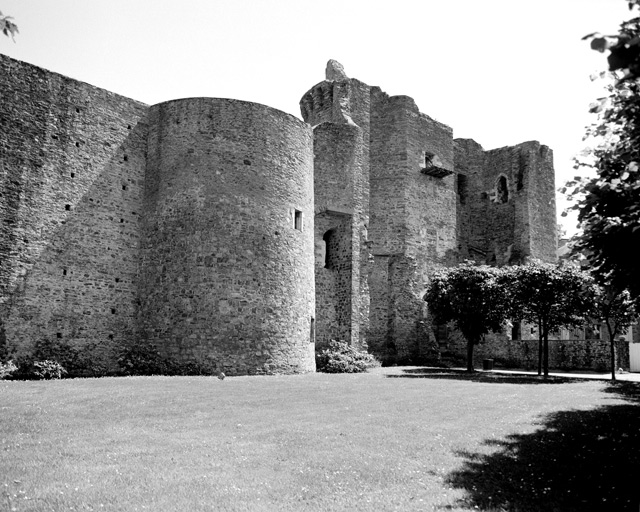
424,263,509,372
566,1,640,301
592,286,636,380
505,261,595,377
0,10,18,41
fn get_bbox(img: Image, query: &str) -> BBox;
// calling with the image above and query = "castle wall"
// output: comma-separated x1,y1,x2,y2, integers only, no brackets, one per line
0,55,148,362
521,142,557,262
454,140,557,266
454,139,487,262
0,56,563,376
314,213,352,346
312,123,363,347
443,329,629,373
301,78,371,350
482,147,521,265
139,98,315,375
368,92,455,362
368,92,409,359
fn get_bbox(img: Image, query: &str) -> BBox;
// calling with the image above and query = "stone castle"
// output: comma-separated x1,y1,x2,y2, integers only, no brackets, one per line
0,55,557,375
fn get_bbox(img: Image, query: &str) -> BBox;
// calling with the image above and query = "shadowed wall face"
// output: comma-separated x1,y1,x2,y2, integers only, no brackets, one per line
140,99,315,375
0,55,148,360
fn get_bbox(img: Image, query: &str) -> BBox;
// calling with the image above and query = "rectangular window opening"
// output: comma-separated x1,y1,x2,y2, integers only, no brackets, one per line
294,210,303,231
511,321,521,340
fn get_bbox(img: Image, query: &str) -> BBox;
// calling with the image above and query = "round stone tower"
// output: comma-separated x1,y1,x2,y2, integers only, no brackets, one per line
139,98,315,375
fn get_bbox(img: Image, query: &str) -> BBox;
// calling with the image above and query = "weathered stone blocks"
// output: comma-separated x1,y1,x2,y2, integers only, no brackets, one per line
0,54,147,361
139,98,315,375
1,54,562,374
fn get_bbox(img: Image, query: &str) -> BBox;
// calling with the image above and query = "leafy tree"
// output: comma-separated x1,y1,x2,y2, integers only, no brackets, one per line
0,10,18,40
505,261,596,378
424,262,509,372
583,1,640,83
592,287,636,380
566,1,640,303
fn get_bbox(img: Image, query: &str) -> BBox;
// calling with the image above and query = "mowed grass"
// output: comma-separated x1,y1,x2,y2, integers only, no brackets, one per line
1,367,640,512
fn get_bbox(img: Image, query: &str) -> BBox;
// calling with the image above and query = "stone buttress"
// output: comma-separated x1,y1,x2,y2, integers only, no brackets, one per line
300,61,371,350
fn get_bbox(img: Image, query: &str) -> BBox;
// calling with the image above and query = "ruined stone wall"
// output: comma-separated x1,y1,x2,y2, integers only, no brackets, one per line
368,92,455,362
0,55,563,375
482,147,521,265
368,91,410,359
314,213,352,347
312,123,363,347
0,55,148,361
301,77,371,350
521,142,557,262
454,139,486,262
139,98,315,375
455,140,557,266
447,140,559,368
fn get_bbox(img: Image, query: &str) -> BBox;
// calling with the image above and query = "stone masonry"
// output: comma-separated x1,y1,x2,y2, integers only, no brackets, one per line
0,55,557,373
301,63,556,363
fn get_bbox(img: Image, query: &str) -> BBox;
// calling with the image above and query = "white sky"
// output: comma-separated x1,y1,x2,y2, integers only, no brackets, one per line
0,0,633,234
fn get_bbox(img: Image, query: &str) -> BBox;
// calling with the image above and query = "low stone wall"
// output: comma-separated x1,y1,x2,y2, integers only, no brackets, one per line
443,329,630,372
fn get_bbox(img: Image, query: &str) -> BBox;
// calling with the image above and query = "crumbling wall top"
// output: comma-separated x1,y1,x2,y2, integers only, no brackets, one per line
325,59,348,81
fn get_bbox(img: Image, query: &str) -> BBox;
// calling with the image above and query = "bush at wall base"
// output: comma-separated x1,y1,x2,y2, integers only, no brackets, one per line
116,342,220,376
0,360,18,379
33,360,67,379
6,358,67,380
316,340,381,373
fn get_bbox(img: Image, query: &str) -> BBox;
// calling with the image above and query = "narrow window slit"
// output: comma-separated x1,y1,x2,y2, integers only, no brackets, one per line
294,210,303,231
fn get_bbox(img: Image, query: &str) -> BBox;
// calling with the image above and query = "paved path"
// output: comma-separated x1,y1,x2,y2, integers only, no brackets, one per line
379,365,640,382
478,368,640,382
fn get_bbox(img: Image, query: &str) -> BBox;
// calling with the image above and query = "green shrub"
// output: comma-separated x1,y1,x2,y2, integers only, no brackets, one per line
165,358,219,376
117,341,223,377
117,342,168,376
0,360,17,379
32,360,66,379
31,338,108,378
316,340,380,373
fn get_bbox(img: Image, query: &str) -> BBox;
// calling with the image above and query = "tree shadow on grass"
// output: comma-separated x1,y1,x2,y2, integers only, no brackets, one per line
443,381,640,511
386,367,581,385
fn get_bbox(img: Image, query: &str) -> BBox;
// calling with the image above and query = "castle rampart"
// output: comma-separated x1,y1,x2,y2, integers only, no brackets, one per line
1,55,559,372
0,55,147,361
0,55,316,375
139,98,316,374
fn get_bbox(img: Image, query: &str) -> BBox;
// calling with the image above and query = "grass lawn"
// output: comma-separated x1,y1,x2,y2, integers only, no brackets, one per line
1,367,639,511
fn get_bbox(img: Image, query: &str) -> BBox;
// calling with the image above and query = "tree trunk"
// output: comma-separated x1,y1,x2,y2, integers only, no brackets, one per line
606,320,616,381
537,320,543,376
610,338,617,381
466,340,475,372
543,328,549,378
